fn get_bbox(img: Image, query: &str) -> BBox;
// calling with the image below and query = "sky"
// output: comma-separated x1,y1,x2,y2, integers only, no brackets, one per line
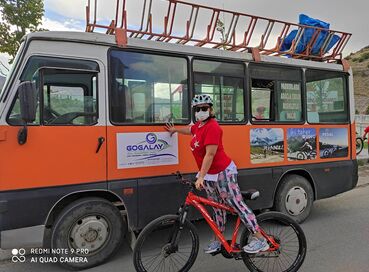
320,128,348,146
1,0,368,76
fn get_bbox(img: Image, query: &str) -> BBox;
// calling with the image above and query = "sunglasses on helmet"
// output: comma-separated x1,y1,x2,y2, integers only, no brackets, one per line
195,106,210,112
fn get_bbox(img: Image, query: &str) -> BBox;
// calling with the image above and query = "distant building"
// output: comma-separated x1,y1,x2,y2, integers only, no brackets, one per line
0,75,5,90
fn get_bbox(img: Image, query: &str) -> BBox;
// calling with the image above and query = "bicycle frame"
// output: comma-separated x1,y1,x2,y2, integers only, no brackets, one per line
183,191,280,255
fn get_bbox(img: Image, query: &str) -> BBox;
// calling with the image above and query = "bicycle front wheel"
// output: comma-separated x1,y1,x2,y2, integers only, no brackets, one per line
240,212,307,272
133,214,199,272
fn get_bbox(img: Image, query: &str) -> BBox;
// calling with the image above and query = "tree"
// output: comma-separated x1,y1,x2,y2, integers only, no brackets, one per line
0,0,45,63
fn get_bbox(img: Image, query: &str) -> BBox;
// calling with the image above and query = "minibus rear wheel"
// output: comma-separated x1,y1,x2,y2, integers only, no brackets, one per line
51,197,126,270
274,174,314,223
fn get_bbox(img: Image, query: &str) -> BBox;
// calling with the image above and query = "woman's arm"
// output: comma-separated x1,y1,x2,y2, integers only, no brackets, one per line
165,122,191,136
195,145,218,189
362,130,368,139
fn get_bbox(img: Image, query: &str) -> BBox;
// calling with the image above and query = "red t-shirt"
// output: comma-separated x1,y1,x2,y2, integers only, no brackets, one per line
190,118,231,174
365,126,369,133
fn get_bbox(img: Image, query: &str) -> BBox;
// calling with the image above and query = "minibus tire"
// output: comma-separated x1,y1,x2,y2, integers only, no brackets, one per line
274,174,313,223
51,197,126,270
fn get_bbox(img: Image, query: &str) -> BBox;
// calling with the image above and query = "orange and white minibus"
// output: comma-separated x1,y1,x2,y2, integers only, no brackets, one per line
0,1,357,269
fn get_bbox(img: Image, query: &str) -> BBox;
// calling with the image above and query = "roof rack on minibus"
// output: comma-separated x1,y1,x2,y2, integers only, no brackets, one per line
85,0,351,65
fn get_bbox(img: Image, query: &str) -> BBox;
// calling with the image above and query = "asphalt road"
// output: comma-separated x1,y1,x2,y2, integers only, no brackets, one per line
1,181,369,272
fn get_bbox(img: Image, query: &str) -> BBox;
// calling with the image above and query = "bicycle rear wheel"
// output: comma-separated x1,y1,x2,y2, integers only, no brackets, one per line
133,214,199,272
240,212,306,272
356,137,364,155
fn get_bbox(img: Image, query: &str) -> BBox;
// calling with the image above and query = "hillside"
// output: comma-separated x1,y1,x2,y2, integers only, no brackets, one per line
346,46,369,114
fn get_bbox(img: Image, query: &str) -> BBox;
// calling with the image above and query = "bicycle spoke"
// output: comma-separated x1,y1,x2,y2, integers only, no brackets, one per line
171,253,185,268
142,253,162,267
147,255,163,272
154,258,165,272
168,255,179,269
168,256,180,272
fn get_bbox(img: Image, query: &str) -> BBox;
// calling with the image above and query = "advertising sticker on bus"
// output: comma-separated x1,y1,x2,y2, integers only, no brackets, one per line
117,132,179,168
250,128,284,164
319,128,348,159
287,128,317,161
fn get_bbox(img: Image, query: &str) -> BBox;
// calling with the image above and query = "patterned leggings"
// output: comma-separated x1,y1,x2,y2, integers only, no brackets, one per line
203,170,260,234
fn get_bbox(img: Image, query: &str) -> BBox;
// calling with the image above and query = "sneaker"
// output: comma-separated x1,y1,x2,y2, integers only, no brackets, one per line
243,237,270,254
204,240,221,254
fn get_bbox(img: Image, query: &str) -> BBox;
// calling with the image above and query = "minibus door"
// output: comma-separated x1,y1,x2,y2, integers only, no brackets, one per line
1,67,107,191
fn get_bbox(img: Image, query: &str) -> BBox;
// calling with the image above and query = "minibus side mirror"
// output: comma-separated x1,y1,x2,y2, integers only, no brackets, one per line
17,81,38,145
18,81,38,123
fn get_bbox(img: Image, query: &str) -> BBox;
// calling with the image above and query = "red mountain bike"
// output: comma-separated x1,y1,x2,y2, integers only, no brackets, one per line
133,172,307,272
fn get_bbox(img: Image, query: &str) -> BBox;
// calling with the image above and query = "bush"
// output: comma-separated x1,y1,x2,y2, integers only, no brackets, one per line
365,105,369,115
358,52,369,62
362,52,369,59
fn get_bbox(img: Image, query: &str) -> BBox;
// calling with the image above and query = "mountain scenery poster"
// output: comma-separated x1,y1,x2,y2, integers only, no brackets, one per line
287,128,317,161
250,128,284,164
319,128,348,159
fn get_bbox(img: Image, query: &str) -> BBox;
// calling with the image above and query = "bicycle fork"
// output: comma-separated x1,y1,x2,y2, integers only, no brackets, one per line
168,205,189,253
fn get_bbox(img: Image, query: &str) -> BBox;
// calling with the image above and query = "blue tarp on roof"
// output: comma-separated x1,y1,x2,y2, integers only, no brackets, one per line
280,14,340,55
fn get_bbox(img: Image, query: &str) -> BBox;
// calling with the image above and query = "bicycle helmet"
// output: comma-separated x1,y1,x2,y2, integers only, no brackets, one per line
191,94,213,107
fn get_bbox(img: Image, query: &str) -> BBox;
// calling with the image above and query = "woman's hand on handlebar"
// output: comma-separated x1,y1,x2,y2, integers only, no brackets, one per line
195,176,205,190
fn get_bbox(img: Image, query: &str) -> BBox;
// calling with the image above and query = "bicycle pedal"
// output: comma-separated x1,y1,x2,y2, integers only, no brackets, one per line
209,249,222,256
234,253,243,260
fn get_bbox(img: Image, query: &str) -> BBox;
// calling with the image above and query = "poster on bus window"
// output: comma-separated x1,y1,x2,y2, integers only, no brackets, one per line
117,132,179,169
319,128,348,159
287,128,317,161
250,128,284,164
279,82,302,121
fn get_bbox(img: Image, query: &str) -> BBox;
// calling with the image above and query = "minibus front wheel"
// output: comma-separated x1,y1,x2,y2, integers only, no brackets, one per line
51,197,126,270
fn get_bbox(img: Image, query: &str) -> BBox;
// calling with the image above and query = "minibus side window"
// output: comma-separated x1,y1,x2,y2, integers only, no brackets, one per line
251,79,274,121
8,93,40,125
109,50,189,124
8,71,40,126
7,56,99,126
193,60,245,123
249,64,303,123
41,70,98,125
8,69,98,126
306,69,348,123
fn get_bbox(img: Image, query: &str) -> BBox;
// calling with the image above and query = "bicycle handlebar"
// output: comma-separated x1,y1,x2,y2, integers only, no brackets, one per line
174,171,196,191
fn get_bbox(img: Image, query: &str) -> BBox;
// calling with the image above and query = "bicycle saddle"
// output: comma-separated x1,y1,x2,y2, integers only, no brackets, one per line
241,189,260,200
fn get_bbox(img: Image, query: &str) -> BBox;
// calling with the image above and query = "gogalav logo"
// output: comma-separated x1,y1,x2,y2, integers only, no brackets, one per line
126,133,170,152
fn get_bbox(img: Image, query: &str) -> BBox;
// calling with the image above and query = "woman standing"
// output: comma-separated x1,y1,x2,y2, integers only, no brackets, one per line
165,94,269,254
